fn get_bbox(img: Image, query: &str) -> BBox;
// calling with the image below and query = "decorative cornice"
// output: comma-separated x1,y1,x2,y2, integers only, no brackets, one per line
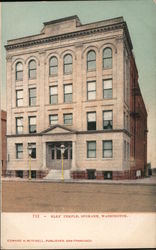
5,22,133,51
7,129,131,138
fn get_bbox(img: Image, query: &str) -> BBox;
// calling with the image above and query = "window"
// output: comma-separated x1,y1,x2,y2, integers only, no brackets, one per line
87,50,96,71
87,141,96,158
87,112,96,130
16,144,23,159
16,90,23,107
87,81,96,100
28,60,36,79
103,47,112,69
16,171,23,178
29,88,36,106
103,79,112,99
49,114,58,125
103,140,113,158
29,116,36,133
28,143,36,159
49,56,58,75
103,171,112,180
16,62,23,81
49,86,58,104
31,171,36,179
64,84,72,103
64,54,72,74
103,111,113,130
64,113,73,125
16,117,23,134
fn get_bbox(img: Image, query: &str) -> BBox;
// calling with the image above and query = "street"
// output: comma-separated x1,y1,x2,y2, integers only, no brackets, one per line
2,180,156,212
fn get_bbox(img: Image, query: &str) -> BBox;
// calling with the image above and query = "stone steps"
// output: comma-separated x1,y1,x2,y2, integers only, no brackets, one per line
44,169,71,180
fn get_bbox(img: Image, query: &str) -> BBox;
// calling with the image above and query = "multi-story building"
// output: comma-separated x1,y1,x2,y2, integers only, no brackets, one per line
5,15,147,180
1,110,7,176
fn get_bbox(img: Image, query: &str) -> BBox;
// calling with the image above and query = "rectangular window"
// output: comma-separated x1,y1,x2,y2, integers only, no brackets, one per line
87,112,96,130
64,84,72,103
29,88,36,106
87,141,96,158
103,111,113,130
16,170,23,178
16,90,23,107
103,140,113,158
64,113,73,125
28,143,36,159
16,117,23,134
29,116,36,133
49,86,58,104
103,79,112,99
87,81,96,100
16,143,23,159
49,114,58,126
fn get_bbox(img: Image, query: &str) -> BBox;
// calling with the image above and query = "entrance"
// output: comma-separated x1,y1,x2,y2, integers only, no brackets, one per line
46,141,72,170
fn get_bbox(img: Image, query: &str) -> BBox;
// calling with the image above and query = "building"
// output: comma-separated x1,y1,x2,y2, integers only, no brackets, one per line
5,15,147,180
1,110,7,176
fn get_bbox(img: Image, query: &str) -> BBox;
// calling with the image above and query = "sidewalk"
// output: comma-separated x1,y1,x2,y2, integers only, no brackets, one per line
1,175,156,186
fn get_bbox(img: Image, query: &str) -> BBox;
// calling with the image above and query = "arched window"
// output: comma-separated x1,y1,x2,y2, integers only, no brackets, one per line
49,56,58,75
103,47,112,69
87,50,96,71
16,62,23,81
64,54,72,74
28,60,36,79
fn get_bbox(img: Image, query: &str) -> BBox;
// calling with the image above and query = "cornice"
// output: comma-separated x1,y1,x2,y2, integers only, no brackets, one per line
5,22,133,51
7,129,131,138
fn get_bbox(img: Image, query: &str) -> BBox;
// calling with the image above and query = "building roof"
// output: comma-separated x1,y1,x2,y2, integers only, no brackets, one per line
5,15,133,51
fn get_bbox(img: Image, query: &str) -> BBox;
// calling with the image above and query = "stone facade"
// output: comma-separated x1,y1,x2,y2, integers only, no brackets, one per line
5,16,147,180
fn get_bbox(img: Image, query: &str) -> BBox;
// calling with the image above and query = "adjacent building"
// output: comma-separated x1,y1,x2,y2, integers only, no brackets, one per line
1,110,7,176
5,16,147,180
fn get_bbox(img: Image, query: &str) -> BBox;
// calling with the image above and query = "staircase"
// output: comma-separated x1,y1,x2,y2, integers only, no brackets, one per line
44,169,71,180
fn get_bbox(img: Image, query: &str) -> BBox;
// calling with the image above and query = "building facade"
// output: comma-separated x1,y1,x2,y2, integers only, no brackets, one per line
1,110,7,176
5,16,147,180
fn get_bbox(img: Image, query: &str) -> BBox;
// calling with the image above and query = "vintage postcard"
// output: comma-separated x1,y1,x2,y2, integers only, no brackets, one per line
1,1,156,249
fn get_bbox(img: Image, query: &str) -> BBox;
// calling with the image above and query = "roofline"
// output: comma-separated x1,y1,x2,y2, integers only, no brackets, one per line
43,15,80,26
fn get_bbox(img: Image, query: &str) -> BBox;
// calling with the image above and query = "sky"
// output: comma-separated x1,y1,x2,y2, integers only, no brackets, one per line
1,0,156,167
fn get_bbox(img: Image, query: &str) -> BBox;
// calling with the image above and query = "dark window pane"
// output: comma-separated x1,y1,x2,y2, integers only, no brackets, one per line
57,149,61,159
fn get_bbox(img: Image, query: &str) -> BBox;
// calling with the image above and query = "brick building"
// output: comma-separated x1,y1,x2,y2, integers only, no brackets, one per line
5,16,147,180
1,110,7,176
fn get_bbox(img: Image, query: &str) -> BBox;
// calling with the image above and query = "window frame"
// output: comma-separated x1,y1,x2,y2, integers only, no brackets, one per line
16,62,23,81
103,47,112,69
28,60,36,79
87,81,96,100
49,56,58,76
103,79,112,99
49,86,58,104
63,54,73,74
103,140,113,158
87,50,96,71
103,110,113,130
16,89,23,107
87,112,96,131
16,117,23,135
28,116,37,134
16,143,23,159
87,141,96,158
63,113,73,125
49,114,58,126
29,88,36,106
64,84,72,103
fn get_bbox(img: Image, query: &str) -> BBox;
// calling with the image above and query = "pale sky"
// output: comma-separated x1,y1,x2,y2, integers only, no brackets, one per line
1,1,156,167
